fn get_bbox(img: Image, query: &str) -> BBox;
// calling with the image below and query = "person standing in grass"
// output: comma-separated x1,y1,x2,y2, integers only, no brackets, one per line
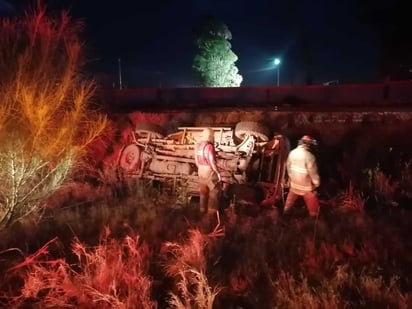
284,135,320,217
194,128,222,215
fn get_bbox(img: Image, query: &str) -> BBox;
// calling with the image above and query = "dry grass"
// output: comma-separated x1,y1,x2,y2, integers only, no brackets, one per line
0,167,411,308
0,193,411,308
162,220,224,309
9,228,156,308
273,266,411,308
335,182,365,213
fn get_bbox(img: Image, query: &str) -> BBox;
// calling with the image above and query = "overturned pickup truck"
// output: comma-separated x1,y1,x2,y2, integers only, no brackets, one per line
117,121,290,206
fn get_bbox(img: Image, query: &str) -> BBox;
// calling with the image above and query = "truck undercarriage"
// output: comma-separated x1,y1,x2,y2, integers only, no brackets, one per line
117,121,290,207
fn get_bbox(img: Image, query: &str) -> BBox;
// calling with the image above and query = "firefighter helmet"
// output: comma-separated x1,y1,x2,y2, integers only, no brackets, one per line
298,135,317,146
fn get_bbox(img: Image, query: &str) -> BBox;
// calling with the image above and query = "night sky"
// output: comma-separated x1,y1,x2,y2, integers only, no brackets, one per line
0,0,396,87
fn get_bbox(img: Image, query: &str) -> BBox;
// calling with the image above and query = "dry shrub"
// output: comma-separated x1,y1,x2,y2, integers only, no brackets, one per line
10,228,156,308
162,221,224,309
167,269,219,309
335,182,365,213
0,4,106,228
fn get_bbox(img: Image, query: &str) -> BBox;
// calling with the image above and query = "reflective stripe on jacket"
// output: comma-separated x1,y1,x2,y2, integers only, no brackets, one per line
195,141,215,166
286,145,320,195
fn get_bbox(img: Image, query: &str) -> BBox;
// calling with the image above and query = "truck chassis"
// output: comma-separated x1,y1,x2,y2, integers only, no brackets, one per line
118,121,290,206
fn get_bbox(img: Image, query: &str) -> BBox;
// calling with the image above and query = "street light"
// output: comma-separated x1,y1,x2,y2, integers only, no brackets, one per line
274,58,281,86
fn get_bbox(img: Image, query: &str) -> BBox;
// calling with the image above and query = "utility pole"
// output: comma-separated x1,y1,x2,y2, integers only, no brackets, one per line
274,58,281,86
118,58,123,90
277,66,280,86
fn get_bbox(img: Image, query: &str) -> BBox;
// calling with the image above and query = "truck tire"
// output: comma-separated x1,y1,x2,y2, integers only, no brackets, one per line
135,122,165,139
234,121,270,142
118,144,141,172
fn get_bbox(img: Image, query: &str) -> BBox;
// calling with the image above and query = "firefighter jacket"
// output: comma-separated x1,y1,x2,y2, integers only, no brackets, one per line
195,141,215,166
195,141,219,184
286,145,320,195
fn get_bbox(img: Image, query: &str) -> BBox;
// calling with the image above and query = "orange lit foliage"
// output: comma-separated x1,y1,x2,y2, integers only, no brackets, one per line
11,228,156,308
0,5,106,228
162,225,224,309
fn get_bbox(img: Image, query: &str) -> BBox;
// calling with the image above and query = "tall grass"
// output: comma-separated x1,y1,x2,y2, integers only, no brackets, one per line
273,267,411,308
162,220,224,309
9,229,156,308
0,175,411,308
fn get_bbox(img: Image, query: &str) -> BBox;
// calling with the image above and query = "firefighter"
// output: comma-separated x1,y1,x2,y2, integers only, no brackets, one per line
284,135,320,217
194,128,222,215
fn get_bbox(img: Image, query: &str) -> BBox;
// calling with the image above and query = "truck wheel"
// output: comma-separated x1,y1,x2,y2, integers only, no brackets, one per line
135,122,165,139
235,121,270,142
118,144,141,172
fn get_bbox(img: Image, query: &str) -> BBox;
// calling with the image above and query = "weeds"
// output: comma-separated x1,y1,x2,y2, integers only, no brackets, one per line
272,266,411,308
0,195,411,308
162,221,224,309
335,182,365,213
0,174,411,308
10,228,156,308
